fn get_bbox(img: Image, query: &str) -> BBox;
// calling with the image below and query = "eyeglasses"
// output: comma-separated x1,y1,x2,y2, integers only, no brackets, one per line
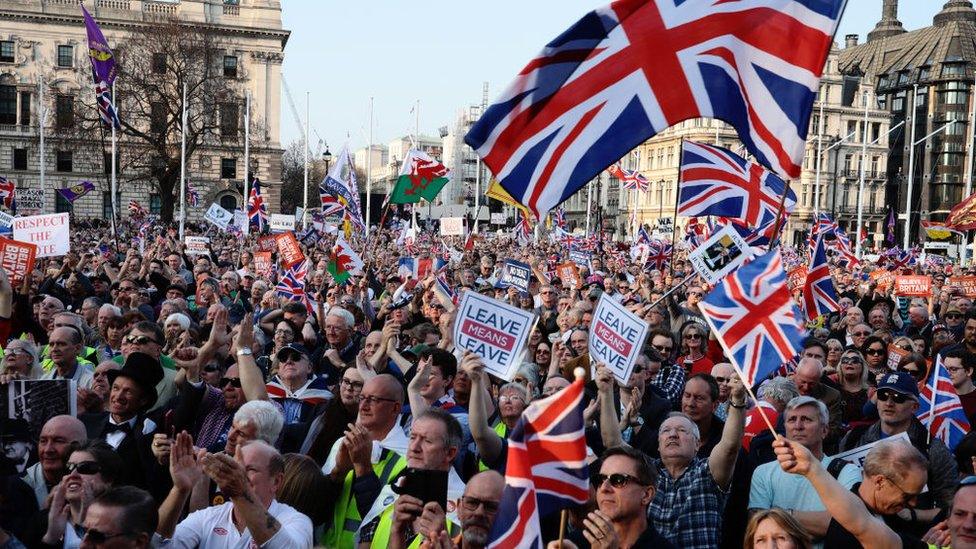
80,527,133,544
460,496,500,514
866,348,886,356
499,395,525,405
4,348,28,357
853,331,872,337
883,476,921,504
652,344,673,354
840,357,863,365
279,351,304,363
877,390,913,404
713,376,730,383
118,286,137,292
358,395,398,406
340,378,364,390
947,314,962,320
683,333,702,340
123,334,160,346
203,364,220,373
66,461,102,475
591,473,647,488
274,329,295,337
220,377,242,389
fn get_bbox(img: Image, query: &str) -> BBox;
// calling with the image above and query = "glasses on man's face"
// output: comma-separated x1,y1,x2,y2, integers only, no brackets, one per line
279,351,304,364
80,527,133,544
340,378,364,390
66,461,102,475
877,390,912,404
947,314,962,320
123,334,160,346
358,394,397,406
884,476,921,504
866,348,885,356
853,331,871,337
460,496,500,514
591,473,647,489
652,344,673,355
220,377,242,389
499,395,525,405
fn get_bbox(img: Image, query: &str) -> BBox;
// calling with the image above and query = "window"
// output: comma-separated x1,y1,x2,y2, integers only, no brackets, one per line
102,191,114,220
56,150,72,172
847,120,857,141
219,194,237,212
220,102,239,136
150,102,167,134
872,122,882,143
152,53,167,74
221,157,236,179
0,41,13,63
150,194,161,214
103,151,112,174
19,91,29,126
0,85,15,125
223,55,238,78
13,149,26,170
942,63,967,78
57,45,73,68
55,95,73,128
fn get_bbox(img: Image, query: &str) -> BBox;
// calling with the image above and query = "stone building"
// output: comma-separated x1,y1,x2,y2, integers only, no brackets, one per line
0,0,288,219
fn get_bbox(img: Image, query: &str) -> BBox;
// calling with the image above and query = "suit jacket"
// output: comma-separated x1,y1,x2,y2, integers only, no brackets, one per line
79,412,170,500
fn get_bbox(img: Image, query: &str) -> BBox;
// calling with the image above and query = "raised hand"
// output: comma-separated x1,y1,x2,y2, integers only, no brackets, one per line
169,431,204,491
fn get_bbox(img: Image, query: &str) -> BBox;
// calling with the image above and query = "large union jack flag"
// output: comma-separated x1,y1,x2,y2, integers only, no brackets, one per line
487,378,589,549
802,233,839,321
276,260,314,313
248,178,268,232
679,140,796,229
699,249,806,387
645,239,672,272
917,356,971,452
465,0,844,221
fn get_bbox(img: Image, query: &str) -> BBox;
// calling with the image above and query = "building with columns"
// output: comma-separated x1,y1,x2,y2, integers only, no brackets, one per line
0,0,288,219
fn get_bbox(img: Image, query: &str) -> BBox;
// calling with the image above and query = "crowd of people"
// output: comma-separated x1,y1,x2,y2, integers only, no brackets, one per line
2,216,976,548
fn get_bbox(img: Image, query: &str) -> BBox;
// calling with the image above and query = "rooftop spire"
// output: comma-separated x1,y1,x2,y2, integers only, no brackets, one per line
868,0,906,41
934,1,976,26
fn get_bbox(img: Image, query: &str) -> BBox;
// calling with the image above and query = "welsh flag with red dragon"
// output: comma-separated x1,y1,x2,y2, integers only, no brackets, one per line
327,235,364,284
390,149,451,204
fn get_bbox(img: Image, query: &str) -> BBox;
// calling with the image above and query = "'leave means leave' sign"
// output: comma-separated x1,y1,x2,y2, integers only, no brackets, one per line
454,292,536,381
589,293,649,385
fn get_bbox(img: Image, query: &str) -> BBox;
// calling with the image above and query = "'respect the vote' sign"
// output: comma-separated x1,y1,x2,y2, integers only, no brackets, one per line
454,291,536,381
589,293,649,385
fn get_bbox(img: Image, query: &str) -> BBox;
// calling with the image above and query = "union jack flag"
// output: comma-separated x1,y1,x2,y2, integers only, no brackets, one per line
465,0,844,221
881,247,918,272
128,200,146,218
679,141,796,229
802,234,839,321
248,178,268,232
515,210,533,245
434,271,458,306
636,225,651,245
486,378,589,549
0,176,15,212
699,249,806,387
320,192,346,217
684,217,709,248
186,177,200,207
553,207,567,229
608,163,649,192
917,356,971,452
95,79,120,129
645,239,671,272
276,260,314,314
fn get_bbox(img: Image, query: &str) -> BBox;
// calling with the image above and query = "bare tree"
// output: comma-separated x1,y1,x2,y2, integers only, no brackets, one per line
280,140,326,213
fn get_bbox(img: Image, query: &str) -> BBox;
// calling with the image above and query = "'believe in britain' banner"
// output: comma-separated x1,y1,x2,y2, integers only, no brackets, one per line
454,292,536,381
589,293,649,385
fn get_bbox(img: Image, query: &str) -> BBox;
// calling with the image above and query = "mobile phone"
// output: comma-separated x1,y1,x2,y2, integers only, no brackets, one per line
391,468,449,511
548,333,560,343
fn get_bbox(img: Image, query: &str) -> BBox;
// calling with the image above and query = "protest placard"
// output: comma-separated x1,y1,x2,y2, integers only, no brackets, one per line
257,235,277,252
870,269,895,292
17,188,42,215
254,251,273,277
440,217,465,236
787,266,808,293
205,203,233,230
275,231,305,268
688,224,751,284
0,237,36,285
498,260,532,292
886,343,912,371
269,214,295,233
454,292,536,381
12,213,69,258
0,211,14,231
184,236,210,256
948,276,976,298
894,275,932,297
556,262,582,289
833,432,912,469
568,249,591,268
589,293,650,385
1,379,77,442
490,213,506,225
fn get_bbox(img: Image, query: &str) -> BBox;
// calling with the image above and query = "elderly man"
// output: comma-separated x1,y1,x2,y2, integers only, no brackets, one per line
41,326,94,389
358,409,464,548
742,377,798,452
710,363,734,421
774,438,931,548
22,415,87,508
97,303,122,343
265,343,331,427
793,358,842,444
749,396,860,545
80,297,102,330
840,371,958,528
322,374,409,548
599,365,746,548
79,486,158,549
37,295,65,336
319,306,361,383
159,437,313,547
905,305,933,341
679,374,725,456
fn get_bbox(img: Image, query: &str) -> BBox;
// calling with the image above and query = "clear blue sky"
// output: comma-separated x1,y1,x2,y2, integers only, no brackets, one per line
279,1,941,154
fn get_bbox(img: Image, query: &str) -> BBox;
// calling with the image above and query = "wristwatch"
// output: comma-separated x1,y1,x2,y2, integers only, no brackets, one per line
236,348,253,357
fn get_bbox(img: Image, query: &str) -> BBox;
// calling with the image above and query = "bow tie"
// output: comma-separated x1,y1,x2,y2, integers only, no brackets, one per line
104,421,132,435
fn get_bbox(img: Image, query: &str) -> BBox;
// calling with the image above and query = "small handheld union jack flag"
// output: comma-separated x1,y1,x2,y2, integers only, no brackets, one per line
487,377,589,549
608,163,650,192
248,178,268,232
514,210,532,246
918,356,971,452
276,260,314,314
699,249,806,387
645,239,671,272
0,176,16,213
802,234,840,322
553,207,567,229
186,177,200,207
128,200,146,218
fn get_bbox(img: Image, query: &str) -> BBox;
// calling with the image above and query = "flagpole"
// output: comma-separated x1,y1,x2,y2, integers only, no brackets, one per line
962,74,976,266
903,84,918,250
855,90,869,258
39,76,45,211
474,157,481,234
303,92,309,228
179,82,187,241
586,179,593,235
366,96,374,235
111,80,118,244
413,99,419,231
243,90,251,214
814,95,825,217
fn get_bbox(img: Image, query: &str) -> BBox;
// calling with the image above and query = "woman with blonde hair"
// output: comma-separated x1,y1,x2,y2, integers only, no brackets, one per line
744,508,812,549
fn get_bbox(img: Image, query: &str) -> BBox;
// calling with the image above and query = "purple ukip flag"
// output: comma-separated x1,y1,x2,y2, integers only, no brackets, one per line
81,5,117,86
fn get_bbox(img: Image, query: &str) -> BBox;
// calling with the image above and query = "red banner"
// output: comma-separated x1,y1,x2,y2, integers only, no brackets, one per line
556,262,581,289
893,275,932,297
257,235,277,253
274,232,305,268
253,251,273,277
947,276,976,298
0,237,37,286
787,266,808,293
870,269,895,292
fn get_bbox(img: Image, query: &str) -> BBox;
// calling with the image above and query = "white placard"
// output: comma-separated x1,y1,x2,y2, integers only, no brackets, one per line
688,224,752,284
454,292,536,381
17,188,43,214
205,203,233,230
0,211,14,228
270,213,295,233
184,236,210,256
440,217,465,236
832,431,912,469
588,293,650,385
12,213,69,258
490,213,506,225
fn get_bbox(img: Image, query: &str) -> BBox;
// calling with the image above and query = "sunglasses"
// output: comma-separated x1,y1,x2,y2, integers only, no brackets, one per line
877,390,913,404
203,364,220,373
684,334,702,340
80,527,132,544
866,348,886,356
853,331,872,337
592,473,647,488
713,376,730,383
123,334,160,346
66,461,102,475
947,314,962,319
220,377,242,388
840,357,863,364
652,344,673,354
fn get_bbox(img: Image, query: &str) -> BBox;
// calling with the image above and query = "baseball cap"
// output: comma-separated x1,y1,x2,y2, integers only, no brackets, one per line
876,371,920,401
276,343,311,361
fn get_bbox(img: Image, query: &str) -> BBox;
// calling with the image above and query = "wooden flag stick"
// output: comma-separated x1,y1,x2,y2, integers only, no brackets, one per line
558,508,569,548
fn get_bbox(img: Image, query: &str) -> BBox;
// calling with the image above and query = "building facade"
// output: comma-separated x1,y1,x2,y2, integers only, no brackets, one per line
0,0,288,219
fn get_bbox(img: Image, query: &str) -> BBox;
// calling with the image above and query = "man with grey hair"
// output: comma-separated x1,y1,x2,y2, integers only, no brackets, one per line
80,296,103,328
793,357,842,443
749,395,860,545
319,306,361,381
742,376,798,451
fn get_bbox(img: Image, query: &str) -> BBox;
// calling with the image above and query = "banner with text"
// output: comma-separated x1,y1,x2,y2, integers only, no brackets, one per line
497,260,532,292
275,232,305,268
184,236,210,256
948,276,976,298
0,237,36,285
440,217,465,236
556,262,582,289
589,293,649,385
254,251,273,277
269,214,295,233
894,275,932,297
12,213,69,258
454,292,536,381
